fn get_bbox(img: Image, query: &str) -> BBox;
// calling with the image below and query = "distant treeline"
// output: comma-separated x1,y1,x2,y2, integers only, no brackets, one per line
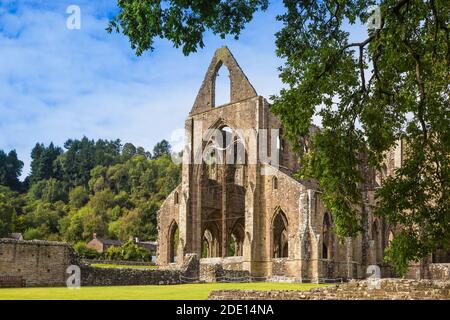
0,137,180,242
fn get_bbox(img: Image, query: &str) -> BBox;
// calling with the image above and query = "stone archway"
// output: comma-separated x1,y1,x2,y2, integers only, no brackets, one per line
168,221,179,263
228,220,245,256
272,209,289,258
202,221,221,258
322,212,334,259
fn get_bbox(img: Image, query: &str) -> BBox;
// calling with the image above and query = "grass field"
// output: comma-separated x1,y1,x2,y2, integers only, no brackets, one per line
0,283,328,300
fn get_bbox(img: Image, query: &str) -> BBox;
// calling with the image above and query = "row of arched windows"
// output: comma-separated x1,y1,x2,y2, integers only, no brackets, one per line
167,215,393,263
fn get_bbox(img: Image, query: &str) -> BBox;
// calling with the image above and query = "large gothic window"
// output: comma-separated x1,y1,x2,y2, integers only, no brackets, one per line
272,210,289,258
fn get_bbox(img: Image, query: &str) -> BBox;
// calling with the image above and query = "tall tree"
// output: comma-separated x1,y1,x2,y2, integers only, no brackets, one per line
152,140,171,159
110,0,450,274
0,149,24,191
29,142,63,185
0,188,15,237
58,137,122,188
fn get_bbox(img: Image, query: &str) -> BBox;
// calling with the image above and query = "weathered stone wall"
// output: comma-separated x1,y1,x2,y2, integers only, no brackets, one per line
157,185,181,265
190,46,257,114
209,279,450,300
82,253,199,286
0,239,78,287
200,257,250,282
429,264,450,281
80,266,181,286
0,238,200,288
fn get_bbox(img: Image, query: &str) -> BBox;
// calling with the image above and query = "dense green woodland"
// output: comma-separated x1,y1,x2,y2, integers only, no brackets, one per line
0,138,180,243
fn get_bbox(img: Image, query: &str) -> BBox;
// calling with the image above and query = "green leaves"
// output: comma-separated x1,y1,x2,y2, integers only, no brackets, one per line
272,0,450,273
108,0,268,55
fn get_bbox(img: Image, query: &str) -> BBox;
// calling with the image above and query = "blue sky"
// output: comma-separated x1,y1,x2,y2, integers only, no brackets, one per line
0,1,366,178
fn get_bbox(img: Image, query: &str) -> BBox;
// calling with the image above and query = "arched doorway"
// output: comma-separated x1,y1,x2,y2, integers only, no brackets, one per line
168,221,179,263
228,220,244,256
202,222,221,258
322,212,333,259
272,209,289,258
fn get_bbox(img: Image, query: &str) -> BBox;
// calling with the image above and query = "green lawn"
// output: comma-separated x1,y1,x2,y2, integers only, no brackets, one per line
0,283,328,300
90,263,158,269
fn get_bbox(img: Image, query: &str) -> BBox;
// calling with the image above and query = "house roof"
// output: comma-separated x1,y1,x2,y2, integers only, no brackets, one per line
137,241,158,251
95,238,123,246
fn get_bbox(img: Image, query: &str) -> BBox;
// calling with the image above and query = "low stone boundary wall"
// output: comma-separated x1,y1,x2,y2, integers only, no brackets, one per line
429,264,450,281
0,238,200,287
81,253,199,286
0,238,79,287
209,279,450,300
81,259,155,266
80,266,180,286
200,257,250,282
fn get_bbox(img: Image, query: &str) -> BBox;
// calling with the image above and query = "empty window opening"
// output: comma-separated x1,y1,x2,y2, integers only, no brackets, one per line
214,65,231,107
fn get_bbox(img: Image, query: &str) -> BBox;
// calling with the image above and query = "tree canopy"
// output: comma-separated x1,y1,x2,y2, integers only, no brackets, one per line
0,139,180,243
109,0,449,274
0,149,24,192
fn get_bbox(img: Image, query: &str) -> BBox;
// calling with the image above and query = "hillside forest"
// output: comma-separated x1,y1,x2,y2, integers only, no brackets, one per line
0,138,180,245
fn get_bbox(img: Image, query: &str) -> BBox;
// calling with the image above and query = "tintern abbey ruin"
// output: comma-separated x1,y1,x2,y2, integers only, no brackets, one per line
1,47,448,291
156,47,410,281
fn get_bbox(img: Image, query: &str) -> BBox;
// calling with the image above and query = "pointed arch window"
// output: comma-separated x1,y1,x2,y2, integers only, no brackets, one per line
272,176,278,190
213,64,230,107
272,210,288,258
322,212,333,259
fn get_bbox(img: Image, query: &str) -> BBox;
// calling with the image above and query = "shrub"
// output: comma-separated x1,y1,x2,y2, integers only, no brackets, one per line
103,245,122,260
73,242,99,259
121,240,151,262
102,241,151,262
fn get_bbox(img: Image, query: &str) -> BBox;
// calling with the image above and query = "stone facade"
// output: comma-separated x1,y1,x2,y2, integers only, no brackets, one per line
199,257,250,282
156,46,397,281
0,238,78,287
208,278,450,300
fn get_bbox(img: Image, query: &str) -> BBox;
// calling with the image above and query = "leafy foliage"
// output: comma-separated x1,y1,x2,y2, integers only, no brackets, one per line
271,0,449,274
103,240,151,262
107,0,269,55
0,149,24,192
0,139,180,246
74,242,101,259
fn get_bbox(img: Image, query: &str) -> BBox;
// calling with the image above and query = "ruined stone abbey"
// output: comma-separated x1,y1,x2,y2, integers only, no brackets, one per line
156,47,402,281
